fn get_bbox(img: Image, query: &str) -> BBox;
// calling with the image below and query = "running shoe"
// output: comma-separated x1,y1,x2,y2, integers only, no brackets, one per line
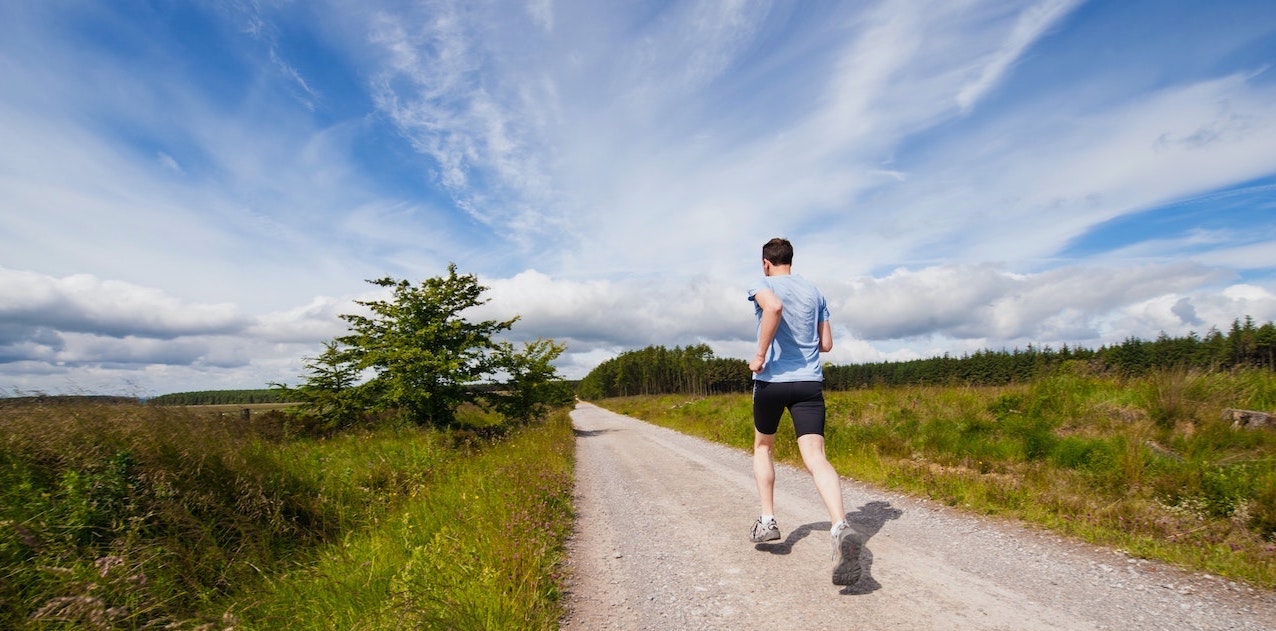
831,521,862,586
749,517,781,542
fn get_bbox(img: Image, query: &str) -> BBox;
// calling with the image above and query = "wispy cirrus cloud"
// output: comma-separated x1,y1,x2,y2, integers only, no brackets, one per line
366,1,568,250
955,0,1083,112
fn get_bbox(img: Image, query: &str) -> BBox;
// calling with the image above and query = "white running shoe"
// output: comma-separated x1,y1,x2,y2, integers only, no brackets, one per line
831,521,862,586
749,517,781,542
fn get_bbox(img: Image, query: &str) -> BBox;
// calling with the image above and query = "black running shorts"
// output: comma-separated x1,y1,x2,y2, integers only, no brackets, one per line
752,380,826,437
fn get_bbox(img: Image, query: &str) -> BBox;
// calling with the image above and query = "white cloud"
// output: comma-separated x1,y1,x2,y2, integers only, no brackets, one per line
248,296,358,344
478,269,752,349
526,0,554,32
365,0,568,251
0,268,246,339
828,73,1276,271
0,267,349,393
1193,239,1276,270
827,262,1227,342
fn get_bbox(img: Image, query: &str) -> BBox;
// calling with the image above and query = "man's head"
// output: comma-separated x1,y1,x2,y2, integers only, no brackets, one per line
762,238,794,266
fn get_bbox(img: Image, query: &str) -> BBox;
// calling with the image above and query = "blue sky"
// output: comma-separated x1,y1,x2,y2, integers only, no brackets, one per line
2,0,1275,395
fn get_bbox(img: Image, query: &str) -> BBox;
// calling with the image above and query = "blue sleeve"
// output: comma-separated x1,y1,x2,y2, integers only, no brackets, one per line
747,277,770,302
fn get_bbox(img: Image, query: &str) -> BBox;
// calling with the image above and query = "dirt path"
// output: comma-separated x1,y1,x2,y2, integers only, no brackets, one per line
560,402,1276,630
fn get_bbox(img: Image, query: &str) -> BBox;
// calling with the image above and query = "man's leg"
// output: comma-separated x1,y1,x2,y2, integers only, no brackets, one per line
796,433,845,525
753,430,777,516
749,382,785,542
789,383,844,526
798,433,861,585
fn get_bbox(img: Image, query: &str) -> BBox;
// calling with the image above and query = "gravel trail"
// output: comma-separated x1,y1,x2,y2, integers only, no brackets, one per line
560,402,1276,630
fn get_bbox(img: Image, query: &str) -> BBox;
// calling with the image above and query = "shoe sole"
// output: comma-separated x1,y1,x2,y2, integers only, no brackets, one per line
832,529,862,586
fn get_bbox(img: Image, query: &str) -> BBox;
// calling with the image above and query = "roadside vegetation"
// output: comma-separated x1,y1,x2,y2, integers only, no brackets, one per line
0,399,573,629
234,405,574,630
1,264,576,629
595,365,1276,589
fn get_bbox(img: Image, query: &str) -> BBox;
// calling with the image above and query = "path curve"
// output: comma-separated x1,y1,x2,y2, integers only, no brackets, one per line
560,402,1276,630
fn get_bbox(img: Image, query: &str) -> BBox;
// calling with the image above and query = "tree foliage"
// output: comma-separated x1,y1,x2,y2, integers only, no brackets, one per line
281,265,571,428
288,341,369,429
488,338,575,424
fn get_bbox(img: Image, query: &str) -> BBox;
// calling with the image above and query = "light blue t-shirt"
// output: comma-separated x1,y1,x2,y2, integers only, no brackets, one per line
748,274,829,382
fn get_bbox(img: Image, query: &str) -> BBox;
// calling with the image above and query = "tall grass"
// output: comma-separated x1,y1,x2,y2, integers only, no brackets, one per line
600,368,1276,589
0,398,573,630
1,400,315,629
233,409,574,630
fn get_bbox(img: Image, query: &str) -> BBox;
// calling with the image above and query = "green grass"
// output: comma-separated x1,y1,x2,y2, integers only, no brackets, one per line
597,368,1276,589
231,410,574,630
0,398,574,630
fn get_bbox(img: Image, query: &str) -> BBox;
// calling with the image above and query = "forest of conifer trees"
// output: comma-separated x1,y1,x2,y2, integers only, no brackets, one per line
575,344,752,399
577,317,1276,398
148,389,294,405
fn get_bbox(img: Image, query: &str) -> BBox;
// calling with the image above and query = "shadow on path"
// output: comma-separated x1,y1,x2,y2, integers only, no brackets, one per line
754,500,902,594
754,522,819,555
840,500,904,595
572,428,618,438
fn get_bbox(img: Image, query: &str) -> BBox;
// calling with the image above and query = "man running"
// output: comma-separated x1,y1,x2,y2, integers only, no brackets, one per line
747,237,860,586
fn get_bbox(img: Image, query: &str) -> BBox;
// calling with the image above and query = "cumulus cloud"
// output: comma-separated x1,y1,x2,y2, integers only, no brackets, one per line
248,296,357,344
828,262,1230,342
0,268,247,340
0,267,341,393
477,270,753,350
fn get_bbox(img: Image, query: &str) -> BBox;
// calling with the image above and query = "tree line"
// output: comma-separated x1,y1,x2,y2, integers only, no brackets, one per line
578,317,1276,397
830,316,1276,388
575,344,751,399
148,389,295,405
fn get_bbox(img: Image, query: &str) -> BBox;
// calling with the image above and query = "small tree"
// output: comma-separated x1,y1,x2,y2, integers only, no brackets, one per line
291,264,567,428
490,338,575,423
290,341,369,430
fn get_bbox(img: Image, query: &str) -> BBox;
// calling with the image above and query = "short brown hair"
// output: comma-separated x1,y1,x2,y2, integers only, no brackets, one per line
762,238,793,265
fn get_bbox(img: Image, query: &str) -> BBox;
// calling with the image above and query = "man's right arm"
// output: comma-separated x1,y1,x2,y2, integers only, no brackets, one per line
750,289,783,373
